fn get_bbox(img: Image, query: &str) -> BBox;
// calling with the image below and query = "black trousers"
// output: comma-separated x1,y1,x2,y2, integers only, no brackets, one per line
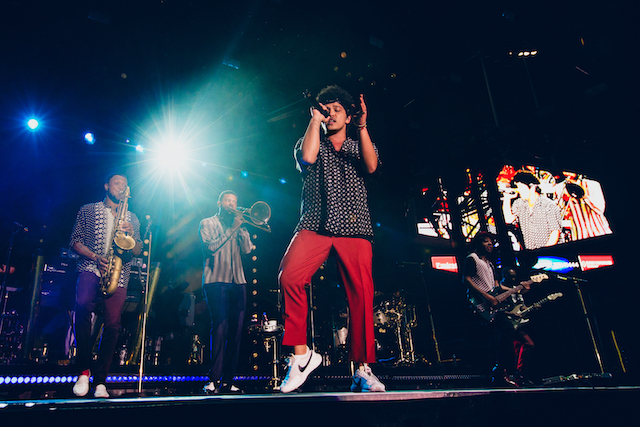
74,272,126,385
202,282,246,384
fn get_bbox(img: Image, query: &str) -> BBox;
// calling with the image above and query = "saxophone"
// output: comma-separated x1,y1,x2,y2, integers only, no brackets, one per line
100,186,137,296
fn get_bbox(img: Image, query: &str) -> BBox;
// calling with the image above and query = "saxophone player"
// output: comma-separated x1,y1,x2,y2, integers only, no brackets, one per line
70,173,142,398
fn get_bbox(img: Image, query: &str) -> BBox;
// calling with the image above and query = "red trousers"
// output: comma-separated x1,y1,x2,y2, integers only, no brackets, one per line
278,230,376,363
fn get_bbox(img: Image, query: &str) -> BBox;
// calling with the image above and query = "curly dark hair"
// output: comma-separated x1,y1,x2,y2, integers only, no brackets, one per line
471,231,496,252
511,171,540,187
316,85,356,116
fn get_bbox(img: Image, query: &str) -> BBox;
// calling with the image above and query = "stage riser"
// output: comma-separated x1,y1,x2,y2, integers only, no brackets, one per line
1,388,638,427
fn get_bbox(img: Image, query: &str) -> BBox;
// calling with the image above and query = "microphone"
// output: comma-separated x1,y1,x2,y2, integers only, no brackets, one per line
303,90,330,118
13,222,28,233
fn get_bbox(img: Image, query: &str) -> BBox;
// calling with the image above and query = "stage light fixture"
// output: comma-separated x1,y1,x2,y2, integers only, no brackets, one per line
84,132,95,145
279,178,287,184
515,50,538,58
135,144,144,153
27,118,39,130
241,171,249,178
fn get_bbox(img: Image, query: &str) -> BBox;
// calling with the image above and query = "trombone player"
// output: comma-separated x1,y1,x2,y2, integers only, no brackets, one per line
70,173,142,398
199,190,254,394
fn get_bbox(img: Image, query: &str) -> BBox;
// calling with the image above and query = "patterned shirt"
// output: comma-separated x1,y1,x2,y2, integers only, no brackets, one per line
464,253,496,293
199,215,253,285
511,196,562,250
293,136,379,240
70,201,142,289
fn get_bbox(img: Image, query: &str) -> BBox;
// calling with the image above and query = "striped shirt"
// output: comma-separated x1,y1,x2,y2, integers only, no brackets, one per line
199,215,253,285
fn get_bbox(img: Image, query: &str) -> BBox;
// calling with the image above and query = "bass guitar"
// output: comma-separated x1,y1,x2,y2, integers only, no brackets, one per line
505,292,563,330
468,273,548,324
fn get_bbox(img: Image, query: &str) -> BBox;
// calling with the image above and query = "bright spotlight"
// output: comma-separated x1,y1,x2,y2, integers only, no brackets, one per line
279,178,287,184
241,171,249,178
135,145,144,153
27,119,39,130
84,132,95,145
157,142,187,169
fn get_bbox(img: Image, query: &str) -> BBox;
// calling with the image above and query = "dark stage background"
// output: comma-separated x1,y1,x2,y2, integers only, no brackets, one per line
0,1,637,380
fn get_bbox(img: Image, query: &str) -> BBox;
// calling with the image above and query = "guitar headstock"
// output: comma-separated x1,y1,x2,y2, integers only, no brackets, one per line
531,273,549,283
547,292,563,301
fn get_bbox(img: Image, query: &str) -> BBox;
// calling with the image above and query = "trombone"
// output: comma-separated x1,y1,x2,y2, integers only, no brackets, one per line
230,201,271,233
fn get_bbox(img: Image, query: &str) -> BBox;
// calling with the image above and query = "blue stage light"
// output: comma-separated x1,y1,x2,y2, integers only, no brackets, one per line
27,118,39,130
279,178,287,184
84,132,95,145
135,145,144,153
0,377,4,385
241,171,249,178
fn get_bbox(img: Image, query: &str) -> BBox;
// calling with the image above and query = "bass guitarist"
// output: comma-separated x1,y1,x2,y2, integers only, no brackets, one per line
463,232,531,387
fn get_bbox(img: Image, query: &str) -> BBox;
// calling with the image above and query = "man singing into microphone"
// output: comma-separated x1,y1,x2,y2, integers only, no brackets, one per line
199,190,253,394
278,85,385,393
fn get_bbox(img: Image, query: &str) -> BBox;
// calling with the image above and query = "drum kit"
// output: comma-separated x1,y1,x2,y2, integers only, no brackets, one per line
373,291,419,365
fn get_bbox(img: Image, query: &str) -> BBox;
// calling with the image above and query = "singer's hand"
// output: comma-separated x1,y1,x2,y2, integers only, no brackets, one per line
310,104,329,123
357,94,368,126
502,189,518,200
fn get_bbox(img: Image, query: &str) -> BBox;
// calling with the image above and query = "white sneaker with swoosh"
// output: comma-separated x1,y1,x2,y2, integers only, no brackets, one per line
280,348,322,393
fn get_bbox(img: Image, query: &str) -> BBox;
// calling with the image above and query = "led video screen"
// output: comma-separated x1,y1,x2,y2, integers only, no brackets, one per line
497,165,613,251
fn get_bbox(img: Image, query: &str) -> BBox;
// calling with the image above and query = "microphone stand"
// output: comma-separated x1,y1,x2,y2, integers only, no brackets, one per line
400,262,442,364
543,273,610,385
136,219,161,394
0,228,20,338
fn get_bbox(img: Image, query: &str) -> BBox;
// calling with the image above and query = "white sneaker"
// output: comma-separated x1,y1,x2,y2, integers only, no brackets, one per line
280,347,322,393
351,365,386,392
203,381,216,393
72,374,90,397
94,384,110,398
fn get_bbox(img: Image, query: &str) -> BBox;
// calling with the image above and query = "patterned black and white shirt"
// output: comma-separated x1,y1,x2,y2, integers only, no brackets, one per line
511,196,562,250
464,253,497,293
294,136,380,241
70,201,142,289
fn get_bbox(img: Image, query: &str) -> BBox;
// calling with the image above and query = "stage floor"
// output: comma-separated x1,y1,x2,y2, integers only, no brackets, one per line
2,384,638,426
